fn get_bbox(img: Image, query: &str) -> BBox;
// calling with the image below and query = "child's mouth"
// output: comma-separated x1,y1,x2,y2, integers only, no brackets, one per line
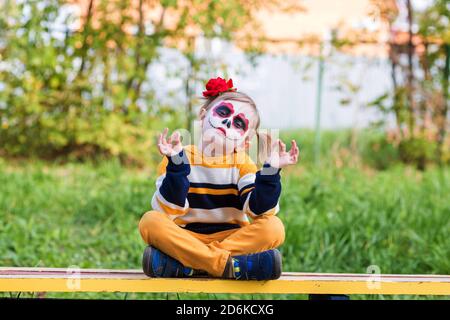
208,119,226,136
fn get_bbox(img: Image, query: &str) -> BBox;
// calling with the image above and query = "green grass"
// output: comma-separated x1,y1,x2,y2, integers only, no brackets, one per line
0,131,449,300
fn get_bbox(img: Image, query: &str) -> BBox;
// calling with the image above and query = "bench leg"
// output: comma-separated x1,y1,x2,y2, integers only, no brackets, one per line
308,294,350,300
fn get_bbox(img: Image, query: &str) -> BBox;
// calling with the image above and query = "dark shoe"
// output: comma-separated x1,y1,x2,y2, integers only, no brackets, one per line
142,246,193,278
231,249,282,280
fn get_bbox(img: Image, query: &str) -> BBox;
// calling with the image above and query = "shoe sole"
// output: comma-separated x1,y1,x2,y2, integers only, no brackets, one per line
143,246,282,280
272,249,282,280
142,246,154,277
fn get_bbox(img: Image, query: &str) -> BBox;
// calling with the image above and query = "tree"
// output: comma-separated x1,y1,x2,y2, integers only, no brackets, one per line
0,0,302,163
369,0,450,168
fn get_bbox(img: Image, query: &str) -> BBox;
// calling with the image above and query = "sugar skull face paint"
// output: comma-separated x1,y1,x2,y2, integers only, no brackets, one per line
204,100,254,140
201,99,257,154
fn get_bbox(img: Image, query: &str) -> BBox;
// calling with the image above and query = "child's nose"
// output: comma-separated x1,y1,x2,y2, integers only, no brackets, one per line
222,119,231,128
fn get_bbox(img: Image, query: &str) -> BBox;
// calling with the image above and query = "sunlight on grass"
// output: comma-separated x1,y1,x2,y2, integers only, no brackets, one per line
0,131,449,300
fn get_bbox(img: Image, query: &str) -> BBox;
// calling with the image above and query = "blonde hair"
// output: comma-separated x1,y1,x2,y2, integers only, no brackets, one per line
198,91,272,164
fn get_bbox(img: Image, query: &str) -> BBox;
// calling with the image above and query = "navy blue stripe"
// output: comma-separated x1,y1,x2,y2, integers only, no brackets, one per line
159,151,191,207
182,223,241,234
239,183,255,195
248,169,281,215
189,182,238,190
159,174,190,207
187,193,242,210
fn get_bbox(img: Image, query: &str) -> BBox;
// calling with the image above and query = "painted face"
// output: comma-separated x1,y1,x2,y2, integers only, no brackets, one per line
202,99,257,153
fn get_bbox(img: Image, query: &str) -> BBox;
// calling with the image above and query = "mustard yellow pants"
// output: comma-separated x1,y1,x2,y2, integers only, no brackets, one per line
138,210,285,277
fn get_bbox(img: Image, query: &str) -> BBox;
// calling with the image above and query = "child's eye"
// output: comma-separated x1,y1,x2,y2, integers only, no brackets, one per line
233,117,247,131
215,105,232,117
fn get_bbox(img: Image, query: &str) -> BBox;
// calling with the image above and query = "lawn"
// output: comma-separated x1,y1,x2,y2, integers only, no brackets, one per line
0,130,449,300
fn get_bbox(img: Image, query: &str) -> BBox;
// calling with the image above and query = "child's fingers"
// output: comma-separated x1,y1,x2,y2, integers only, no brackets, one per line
268,139,276,153
290,152,297,163
157,143,165,155
291,143,298,155
289,140,299,163
291,140,299,156
272,139,281,153
279,140,286,153
161,128,169,144
172,131,180,144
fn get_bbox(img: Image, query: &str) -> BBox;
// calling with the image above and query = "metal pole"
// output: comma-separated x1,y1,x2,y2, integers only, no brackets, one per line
314,42,325,165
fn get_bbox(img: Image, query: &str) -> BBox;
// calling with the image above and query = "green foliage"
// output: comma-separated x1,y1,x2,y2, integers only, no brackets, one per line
360,132,400,170
398,137,437,169
279,129,354,164
368,0,450,166
0,0,165,163
0,157,448,300
282,129,445,171
1,0,296,163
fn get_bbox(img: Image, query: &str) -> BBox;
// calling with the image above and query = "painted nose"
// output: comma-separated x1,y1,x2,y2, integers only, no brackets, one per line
222,119,231,128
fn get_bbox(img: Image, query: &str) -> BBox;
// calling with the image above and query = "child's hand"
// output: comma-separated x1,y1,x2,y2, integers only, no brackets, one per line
157,128,183,157
266,139,299,168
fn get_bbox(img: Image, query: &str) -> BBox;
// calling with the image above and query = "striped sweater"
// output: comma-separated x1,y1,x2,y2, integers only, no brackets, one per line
151,144,281,234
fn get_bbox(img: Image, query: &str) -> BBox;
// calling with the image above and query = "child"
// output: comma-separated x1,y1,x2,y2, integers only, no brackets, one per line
138,77,299,280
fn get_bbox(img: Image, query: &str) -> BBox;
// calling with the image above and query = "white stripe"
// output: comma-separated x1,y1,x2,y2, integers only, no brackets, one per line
155,174,165,188
182,207,249,224
274,202,280,214
242,191,252,213
188,166,240,185
155,189,189,211
151,193,186,221
151,192,164,212
238,173,256,191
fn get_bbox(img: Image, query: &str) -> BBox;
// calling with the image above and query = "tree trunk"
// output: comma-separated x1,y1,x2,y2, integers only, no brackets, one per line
405,0,416,136
77,0,94,78
419,41,431,135
186,59,193,131
389,42,403,136
437,43,450,164
185,37,196,131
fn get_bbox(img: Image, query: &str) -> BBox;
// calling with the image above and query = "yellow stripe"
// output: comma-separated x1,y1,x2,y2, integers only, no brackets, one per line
156,198,187,216
190,162,240,169
1,277,449,295
156,145,257,171
246,207,277,218
173,217,191,225
186,145,255,169
189,187,239,196
240,187,254,196
228,219,249,227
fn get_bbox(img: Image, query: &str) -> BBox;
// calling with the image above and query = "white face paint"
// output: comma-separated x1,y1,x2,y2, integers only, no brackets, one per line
201,99,257,155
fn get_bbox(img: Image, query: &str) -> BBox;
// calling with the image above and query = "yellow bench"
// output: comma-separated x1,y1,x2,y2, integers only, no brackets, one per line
1,268,449,297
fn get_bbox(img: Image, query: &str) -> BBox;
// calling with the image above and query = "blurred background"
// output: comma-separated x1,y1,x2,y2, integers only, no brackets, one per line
0,0,449,299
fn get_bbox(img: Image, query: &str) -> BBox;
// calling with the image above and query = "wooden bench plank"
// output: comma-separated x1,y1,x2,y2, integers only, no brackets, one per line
0,268,449,295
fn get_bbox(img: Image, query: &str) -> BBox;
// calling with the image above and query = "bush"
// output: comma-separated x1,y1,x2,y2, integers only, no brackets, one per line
0,109,169,167
398,137,437,170
360,132,400,170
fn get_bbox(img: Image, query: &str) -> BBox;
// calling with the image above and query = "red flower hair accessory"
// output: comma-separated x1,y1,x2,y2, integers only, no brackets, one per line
202,77,237,98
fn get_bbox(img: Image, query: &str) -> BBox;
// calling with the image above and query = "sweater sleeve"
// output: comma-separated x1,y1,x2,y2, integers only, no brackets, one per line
151,149,190,218
238,161,282,218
